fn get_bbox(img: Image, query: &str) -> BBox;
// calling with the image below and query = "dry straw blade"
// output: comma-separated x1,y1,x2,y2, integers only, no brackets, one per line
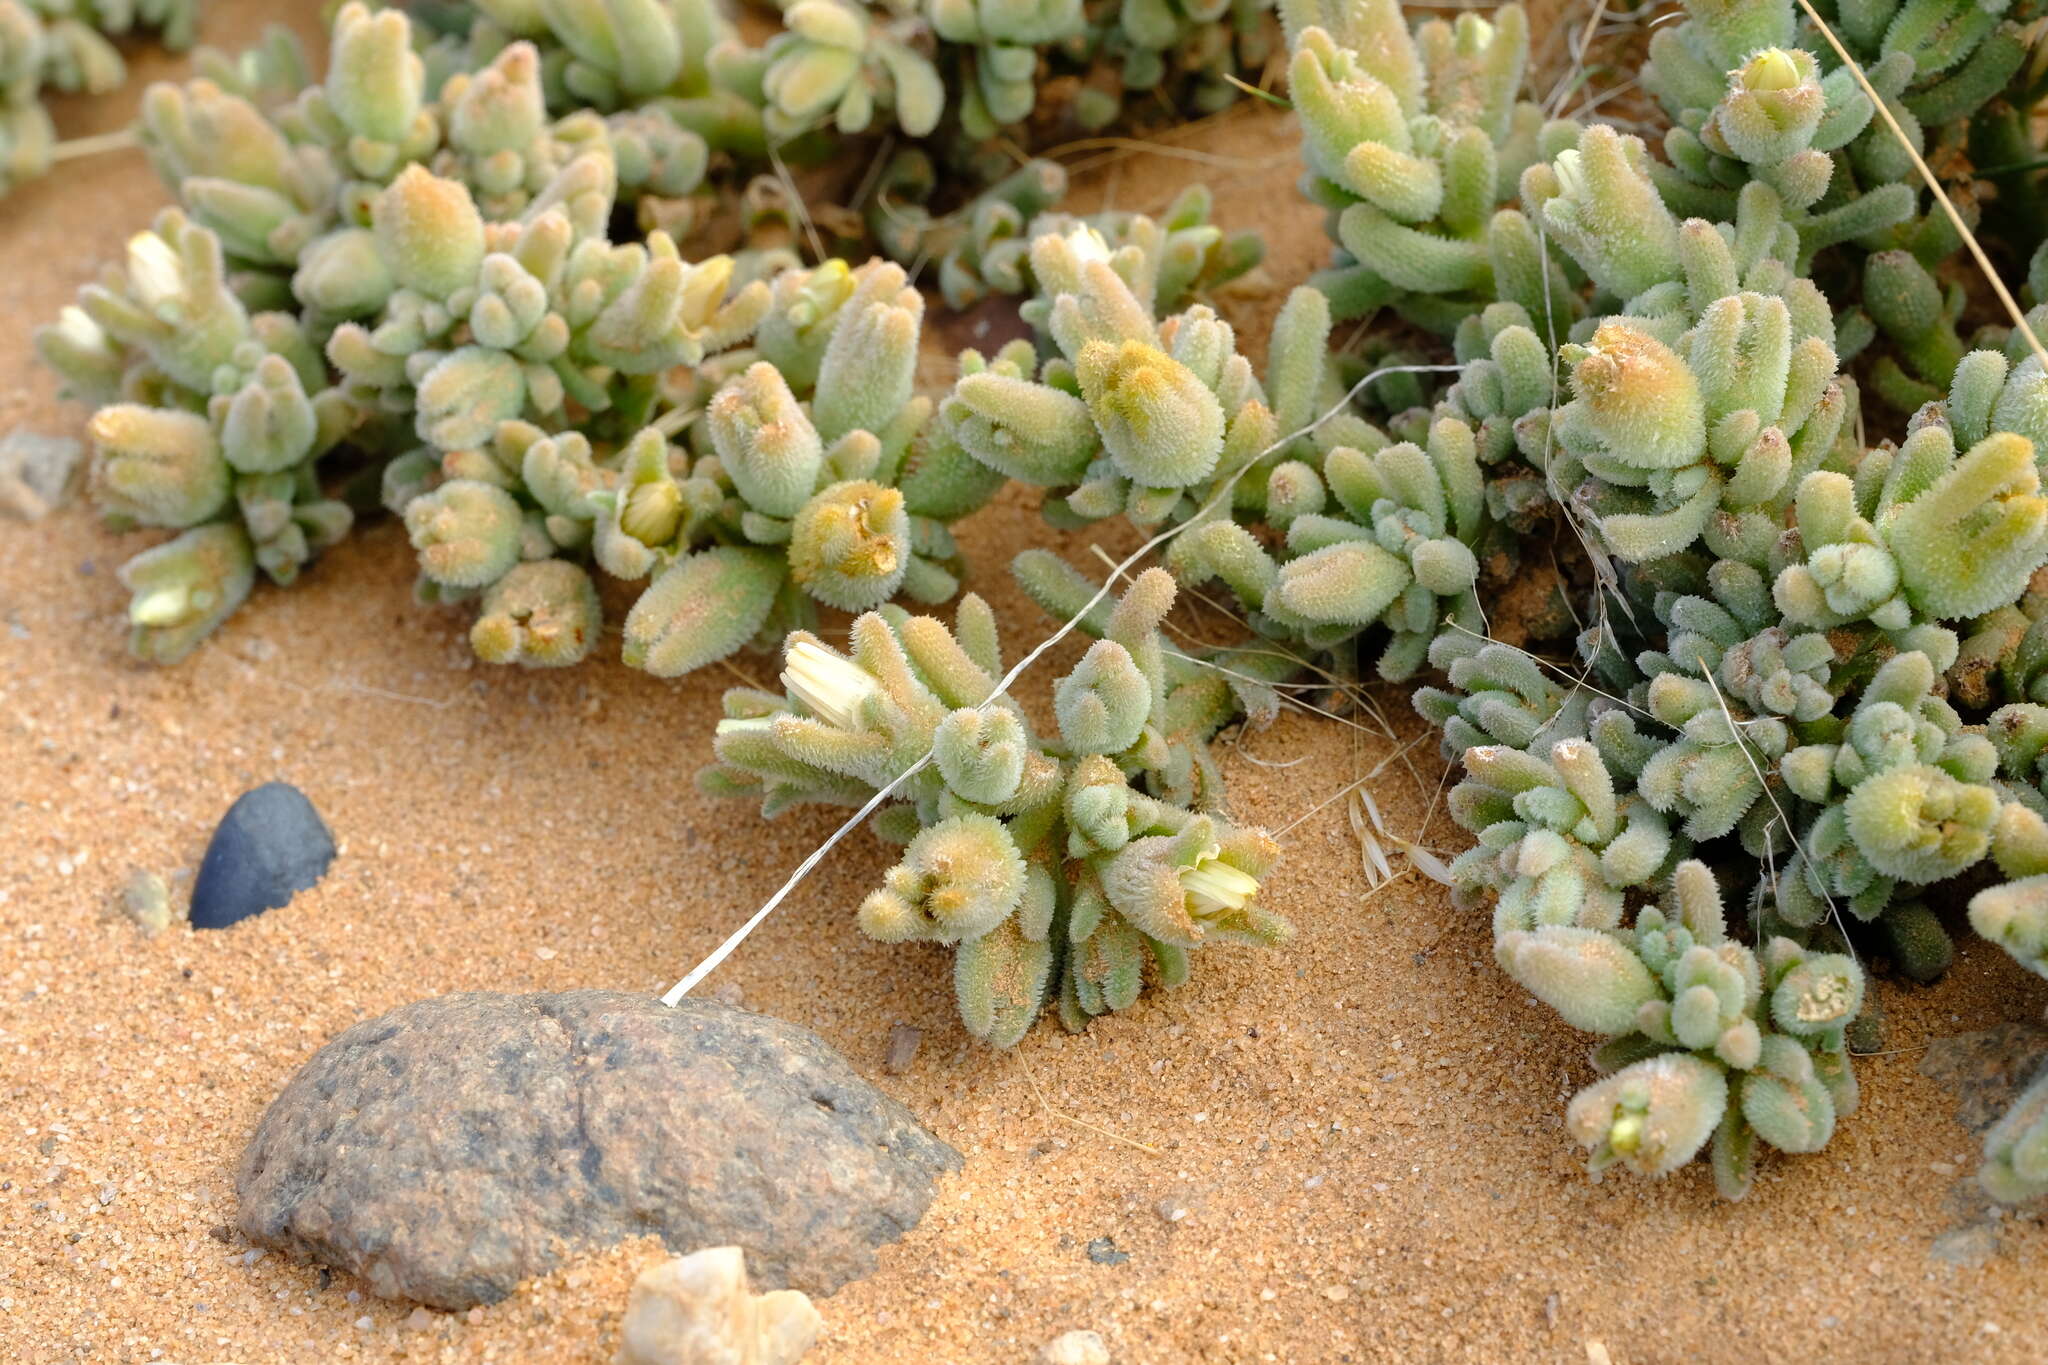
1794,0,2048,370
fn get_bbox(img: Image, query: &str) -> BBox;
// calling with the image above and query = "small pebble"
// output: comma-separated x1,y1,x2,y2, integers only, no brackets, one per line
118,872,172,937
189,783,336,930
1084,1237,1128,1266
1041,1329,1110,1365
1154,1197,1189,1224
885,1023,923,1074
615,1247,820,1365
712,982,745,1007
0,428,84,521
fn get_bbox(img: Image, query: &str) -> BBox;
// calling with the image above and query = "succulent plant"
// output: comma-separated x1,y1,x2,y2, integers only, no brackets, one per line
56,209,364,661
1644,0,2048,409
868,157,1263,316
0,0,199,199
42,5,1023,670
32,0,2048,1204
702,569,1290,1044
1285,0,1580,331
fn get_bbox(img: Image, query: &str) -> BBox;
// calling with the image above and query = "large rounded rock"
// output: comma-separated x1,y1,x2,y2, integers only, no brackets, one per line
236,991,960,1308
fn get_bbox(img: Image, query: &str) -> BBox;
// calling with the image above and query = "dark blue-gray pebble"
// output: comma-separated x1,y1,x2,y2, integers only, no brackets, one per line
189,782,336,929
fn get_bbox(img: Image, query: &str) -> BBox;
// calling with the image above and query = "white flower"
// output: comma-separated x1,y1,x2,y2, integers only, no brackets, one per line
781,639,878,730
1179,847,1259,918
126,231,185,312
1064,223,1112,266
130,586,190,627
52,305,107,350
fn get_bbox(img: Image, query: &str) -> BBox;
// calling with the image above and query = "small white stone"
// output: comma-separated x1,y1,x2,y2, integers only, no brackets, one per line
614,1247,820,1365
1040,1329,1110,1365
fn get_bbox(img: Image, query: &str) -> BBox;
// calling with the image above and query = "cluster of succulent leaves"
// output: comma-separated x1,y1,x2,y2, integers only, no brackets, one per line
865,152,1264,314
386,0,1281,191
703,568,1292,1044
27,0,1310,1051
34,0,2048,1140
33,0,1297,668
1642,0,2048,416
1254,0,2048,1200
1286,0,1586,333
1,0,198,197
887,0,2048,1183
37,5,986,668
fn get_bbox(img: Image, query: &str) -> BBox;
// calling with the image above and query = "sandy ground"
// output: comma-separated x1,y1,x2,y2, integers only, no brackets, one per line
5,4,2048,1363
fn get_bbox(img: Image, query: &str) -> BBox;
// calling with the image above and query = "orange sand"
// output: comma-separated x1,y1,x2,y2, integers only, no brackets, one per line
3,4,2046,1362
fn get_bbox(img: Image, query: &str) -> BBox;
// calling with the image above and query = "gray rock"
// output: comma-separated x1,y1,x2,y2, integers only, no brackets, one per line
0,428,83,521
237,991,961,1309
884,1023,922,1074
1930,1223,2001,1268
190,782,336,929
1084,1237,1127,1266
1919,1022,2048,1133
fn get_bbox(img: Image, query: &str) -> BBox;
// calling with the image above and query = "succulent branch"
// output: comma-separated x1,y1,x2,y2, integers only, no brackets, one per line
702,571,1289,1044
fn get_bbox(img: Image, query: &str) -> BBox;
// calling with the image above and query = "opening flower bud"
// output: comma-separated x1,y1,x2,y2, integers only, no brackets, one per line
782,640,879,730
117,523,257,664
621,476,684,547
1076,338,1225,488
1741,49,1802,93
1180,850,1260,918
787,480,909,611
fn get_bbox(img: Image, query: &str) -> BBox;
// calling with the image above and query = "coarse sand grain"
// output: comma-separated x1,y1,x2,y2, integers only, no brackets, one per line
3,4,2047,1362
